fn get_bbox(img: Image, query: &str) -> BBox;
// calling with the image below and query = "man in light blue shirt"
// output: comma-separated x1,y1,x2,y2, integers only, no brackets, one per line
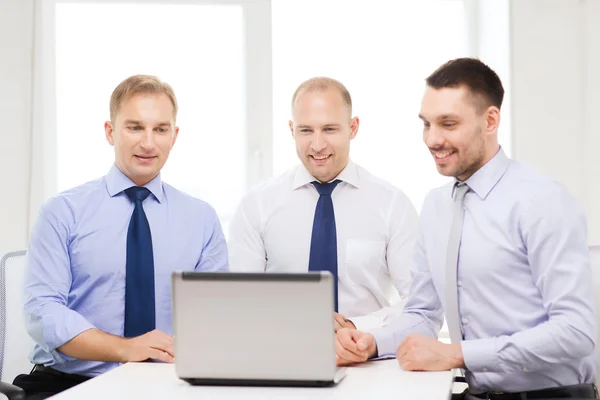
14,75,228,399
335,58,597,398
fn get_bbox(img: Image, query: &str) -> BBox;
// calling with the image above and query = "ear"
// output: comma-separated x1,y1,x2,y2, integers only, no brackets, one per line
172,126,179,146
288,120,294,138
484,106,501,135
105,121,115,146
350,116,360,140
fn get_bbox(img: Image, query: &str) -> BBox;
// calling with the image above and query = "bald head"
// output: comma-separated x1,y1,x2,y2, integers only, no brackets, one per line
291,77,352,116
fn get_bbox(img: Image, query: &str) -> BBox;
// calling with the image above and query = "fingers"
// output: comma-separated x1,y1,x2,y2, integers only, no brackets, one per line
339,329,367,358
336,354,355,366
336,338,367,364
356,335,372,352
149,330,175,357
333,313,346,332
396,334,419,362
334,319,343,332
150,348,175,363
336,329,371,363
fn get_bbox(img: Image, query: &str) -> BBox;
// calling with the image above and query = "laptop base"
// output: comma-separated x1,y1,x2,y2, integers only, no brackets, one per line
182,378,336,387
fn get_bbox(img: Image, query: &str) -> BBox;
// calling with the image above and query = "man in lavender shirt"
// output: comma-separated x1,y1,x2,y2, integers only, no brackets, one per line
14,75,228,399
335,58,597,399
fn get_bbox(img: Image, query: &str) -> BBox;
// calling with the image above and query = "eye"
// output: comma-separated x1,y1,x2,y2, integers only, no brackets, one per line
442,123,456,128
129,125,142,131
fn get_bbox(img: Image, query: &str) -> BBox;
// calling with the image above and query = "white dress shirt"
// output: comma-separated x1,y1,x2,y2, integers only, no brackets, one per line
371,149,597,392
228,160,419,331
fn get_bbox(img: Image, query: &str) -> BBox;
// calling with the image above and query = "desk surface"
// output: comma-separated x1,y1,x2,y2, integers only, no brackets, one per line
50,360,454,399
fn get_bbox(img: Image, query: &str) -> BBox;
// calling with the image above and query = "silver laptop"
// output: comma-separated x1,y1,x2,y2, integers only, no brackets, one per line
172,271,347,387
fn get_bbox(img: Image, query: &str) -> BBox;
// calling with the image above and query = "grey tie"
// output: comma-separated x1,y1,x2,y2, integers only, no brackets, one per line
445,182,470,343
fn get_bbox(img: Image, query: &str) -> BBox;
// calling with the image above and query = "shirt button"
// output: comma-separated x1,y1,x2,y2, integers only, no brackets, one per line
457,280,463,287
462,318,469,325
483,367,488,372
522,367,528,372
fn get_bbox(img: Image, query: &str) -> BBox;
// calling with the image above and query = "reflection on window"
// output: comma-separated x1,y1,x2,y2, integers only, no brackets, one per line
55,3,244,230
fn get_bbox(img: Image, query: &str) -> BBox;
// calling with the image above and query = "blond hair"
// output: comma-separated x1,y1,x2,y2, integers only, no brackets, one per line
291,77,352,115
109,74,178,122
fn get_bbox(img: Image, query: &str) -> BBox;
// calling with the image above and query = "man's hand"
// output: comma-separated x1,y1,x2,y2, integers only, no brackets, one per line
120,329,175,363
335,327,377,366
396,334,464,371
334,312,356,332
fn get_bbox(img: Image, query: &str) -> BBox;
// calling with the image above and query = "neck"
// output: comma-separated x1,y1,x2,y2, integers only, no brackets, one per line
313,161,349,183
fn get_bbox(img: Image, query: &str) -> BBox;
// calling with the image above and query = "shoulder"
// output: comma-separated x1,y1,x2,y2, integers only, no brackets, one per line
354,163,415,209
40,177,106,223
162,182,219,221
505,160,580,212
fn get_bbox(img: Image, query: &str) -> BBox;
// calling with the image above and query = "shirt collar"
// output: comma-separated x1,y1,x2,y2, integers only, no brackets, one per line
453,147,510,200
105,164,164,203
291,160,361,190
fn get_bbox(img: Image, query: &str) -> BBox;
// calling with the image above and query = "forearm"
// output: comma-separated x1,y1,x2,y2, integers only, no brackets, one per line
58,328,129,363
462,319,595,373
370,310,442,356
348,300,407,332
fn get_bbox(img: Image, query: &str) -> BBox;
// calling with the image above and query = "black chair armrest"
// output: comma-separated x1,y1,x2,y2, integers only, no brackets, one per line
0,381,26,400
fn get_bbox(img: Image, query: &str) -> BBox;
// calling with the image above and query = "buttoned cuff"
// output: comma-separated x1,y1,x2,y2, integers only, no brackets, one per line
461,338,501,373
370,326,398,357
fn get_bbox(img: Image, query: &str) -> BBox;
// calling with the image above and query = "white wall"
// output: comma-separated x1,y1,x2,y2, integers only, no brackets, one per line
0,0,599,250
0,0,34,252
509,0,600,244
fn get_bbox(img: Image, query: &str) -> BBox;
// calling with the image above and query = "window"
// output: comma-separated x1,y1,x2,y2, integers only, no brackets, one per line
271,0,509,213
272,0,477,339
55,3,245,230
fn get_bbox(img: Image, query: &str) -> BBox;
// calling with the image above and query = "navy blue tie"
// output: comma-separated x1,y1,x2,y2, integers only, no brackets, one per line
124,186,155,338
308,180,342,312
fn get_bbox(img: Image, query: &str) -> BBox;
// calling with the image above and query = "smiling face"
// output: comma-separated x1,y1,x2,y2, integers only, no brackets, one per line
419,85,500,181
289,88,359,183
104,93,178,186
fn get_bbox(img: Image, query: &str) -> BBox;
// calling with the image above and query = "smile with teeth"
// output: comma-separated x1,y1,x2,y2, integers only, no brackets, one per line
433,151,455,159
312,154,331,160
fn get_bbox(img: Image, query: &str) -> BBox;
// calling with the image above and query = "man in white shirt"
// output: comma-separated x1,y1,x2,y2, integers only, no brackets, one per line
228,77,419,332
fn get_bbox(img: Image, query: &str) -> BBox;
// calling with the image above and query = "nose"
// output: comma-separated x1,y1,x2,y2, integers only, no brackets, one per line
311,130,327,153
139,128,157,152
424,124,445,149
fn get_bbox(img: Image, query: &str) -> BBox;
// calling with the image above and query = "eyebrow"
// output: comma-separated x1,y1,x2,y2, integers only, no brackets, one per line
123,119,143,125
123,120,171,127
296,124,341,128
418,114,460,121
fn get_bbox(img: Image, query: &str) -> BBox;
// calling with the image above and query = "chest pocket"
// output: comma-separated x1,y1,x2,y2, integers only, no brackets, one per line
344,239,386,284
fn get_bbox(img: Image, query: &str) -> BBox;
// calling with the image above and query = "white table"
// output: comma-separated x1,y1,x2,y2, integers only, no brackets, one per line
50,360,455,399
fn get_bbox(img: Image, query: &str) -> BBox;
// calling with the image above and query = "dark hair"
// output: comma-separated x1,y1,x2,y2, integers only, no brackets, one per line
426,58,504,111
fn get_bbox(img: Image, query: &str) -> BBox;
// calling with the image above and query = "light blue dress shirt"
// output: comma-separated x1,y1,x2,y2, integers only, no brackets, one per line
24,165,229,377
371,149,597,392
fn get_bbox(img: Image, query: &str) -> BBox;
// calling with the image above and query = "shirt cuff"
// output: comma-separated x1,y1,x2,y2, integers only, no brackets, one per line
348,314,383,332
461,337,500,372
370,326,398,357
43,309,96,356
